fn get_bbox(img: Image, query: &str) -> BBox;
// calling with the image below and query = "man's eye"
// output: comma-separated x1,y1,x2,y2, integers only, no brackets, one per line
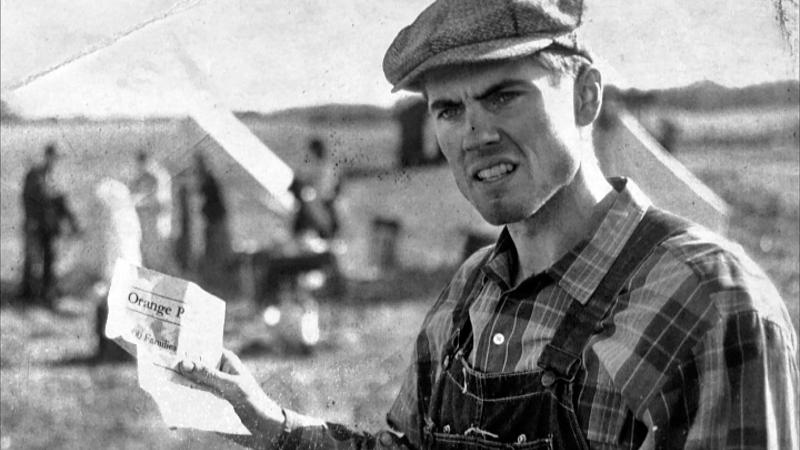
437,106,461,120
488,91,518,108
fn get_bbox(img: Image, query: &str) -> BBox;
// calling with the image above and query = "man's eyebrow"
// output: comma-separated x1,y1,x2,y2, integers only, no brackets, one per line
428,78,532,111
428,97,461,112
474,79,530,101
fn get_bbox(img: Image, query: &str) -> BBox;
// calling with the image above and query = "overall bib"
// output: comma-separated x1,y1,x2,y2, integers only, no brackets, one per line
419,208,688,449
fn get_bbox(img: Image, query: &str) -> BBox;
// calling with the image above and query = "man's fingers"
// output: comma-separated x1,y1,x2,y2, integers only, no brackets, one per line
178,359,213,388
179,359,236,391
179,359,197,373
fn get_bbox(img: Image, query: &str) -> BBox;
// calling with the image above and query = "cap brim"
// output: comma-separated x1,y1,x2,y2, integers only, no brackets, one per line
391,36,556,93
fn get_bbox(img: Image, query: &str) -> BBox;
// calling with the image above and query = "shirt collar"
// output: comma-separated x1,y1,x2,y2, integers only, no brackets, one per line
484,228,514,290
483,177,652,303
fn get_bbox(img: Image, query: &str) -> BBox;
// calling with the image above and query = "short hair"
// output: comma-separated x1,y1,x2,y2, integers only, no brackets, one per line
531,46,593,85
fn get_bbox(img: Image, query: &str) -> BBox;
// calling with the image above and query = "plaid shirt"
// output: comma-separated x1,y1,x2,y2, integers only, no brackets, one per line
281,179,799,449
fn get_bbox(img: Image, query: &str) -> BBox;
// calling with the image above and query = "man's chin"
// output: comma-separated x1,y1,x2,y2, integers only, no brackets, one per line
477,207,529,227
475,197,551,226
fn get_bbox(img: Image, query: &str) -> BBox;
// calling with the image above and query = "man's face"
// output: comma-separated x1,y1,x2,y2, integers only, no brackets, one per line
425,58,584,226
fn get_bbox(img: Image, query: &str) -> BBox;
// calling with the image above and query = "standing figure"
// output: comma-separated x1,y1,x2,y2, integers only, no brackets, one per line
19,143,81,307
291,138,342,243
307,138,341,239
130,149,173,273
195,152,232,292
86,177,142,282
173,171,194,274
86,177,141,362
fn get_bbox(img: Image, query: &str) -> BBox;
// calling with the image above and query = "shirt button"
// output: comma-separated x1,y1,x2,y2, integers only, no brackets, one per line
492,333,505,345
541,370,556,387
442,424,451,433
517,434,527,444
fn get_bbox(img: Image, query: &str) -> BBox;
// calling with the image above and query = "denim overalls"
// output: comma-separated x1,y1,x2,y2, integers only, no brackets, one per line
418,208,688,449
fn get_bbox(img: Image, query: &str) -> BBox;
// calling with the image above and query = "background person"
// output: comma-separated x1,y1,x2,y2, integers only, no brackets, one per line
178,0,799,448
130,149,174,273
19,143,81,307
290,138,342,245
306,137,341,240
195,152,233,293
196,152,230,261
84,177,142,362
83,177,142,284
172,169,195,275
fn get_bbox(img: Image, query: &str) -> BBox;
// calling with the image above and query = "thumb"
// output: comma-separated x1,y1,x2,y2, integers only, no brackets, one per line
219,349,249,375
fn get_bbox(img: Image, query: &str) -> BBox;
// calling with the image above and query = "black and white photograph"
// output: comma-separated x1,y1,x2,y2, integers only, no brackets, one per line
1,0,798,448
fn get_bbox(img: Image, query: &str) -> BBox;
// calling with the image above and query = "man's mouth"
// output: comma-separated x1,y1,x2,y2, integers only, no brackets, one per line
475,163,516,182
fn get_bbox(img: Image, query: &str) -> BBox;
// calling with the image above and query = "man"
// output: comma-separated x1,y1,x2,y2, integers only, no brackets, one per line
194,152,233,292
19,143,81,307
291,138,342,242
179,0,798,448
306,137,342,240
195,152,230,261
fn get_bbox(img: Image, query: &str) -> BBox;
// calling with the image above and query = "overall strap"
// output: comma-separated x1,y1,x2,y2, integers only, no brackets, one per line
537,207,692,380
443,247,494,363
417,246,493,431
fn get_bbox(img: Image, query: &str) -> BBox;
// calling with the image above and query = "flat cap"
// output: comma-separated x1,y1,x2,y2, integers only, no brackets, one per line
383,0,591,92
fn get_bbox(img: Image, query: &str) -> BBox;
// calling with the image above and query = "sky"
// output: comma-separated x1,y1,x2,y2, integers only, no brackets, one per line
1,0,798,118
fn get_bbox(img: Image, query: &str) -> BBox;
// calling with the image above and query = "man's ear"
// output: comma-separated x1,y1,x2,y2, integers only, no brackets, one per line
573,66,602,127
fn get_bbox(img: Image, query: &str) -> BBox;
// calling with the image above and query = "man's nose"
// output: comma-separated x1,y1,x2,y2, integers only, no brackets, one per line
462,108,500,151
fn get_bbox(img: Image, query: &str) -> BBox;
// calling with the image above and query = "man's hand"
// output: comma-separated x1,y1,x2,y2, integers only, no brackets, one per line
179,349,285,447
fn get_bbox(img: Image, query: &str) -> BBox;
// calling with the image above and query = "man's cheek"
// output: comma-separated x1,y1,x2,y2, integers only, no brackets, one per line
439,143,461,168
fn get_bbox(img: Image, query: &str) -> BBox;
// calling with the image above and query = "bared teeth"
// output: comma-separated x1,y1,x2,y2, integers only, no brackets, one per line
476,163,514,181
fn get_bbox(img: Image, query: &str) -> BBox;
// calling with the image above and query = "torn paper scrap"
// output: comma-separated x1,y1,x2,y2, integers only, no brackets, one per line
105,258,249,435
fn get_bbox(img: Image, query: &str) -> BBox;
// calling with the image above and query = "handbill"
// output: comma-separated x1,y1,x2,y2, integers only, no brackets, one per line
105,258,249,435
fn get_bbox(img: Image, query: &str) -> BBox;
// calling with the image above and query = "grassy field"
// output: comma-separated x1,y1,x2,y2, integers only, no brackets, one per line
1,109,798,449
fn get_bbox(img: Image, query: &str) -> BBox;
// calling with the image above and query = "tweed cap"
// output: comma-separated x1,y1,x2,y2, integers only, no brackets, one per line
383,0,591,92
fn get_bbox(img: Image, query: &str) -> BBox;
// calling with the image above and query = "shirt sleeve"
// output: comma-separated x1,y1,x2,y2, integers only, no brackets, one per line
277,408,411,449
641,310,799,449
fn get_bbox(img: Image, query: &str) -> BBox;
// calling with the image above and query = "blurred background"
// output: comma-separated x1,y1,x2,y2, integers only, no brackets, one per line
1,1,798,449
